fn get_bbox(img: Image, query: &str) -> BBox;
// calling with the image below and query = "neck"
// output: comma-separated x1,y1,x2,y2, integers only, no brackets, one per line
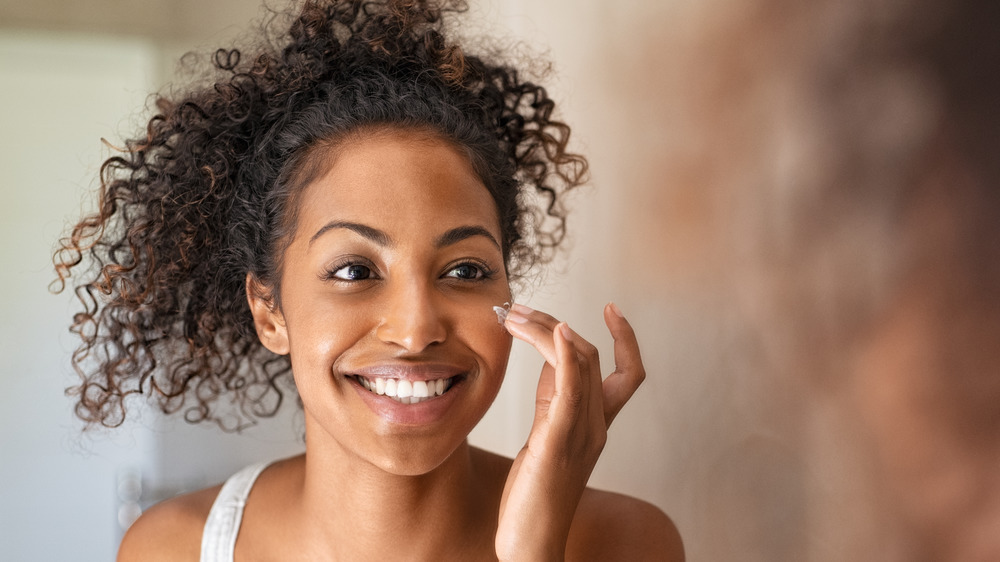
293,423,500,560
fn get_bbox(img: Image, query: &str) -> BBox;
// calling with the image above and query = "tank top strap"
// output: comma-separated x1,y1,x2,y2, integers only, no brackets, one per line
200,462,270,562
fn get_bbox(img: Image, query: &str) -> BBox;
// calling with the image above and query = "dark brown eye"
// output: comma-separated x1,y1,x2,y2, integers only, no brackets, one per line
332,264,372,281
446,263,483,280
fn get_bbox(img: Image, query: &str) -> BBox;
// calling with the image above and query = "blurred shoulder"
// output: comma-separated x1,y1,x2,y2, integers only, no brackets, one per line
116,484,222,562
567,488,684,561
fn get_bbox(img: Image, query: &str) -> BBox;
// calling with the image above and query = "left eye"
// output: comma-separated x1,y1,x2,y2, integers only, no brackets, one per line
331,264,373,280
446,263,484,280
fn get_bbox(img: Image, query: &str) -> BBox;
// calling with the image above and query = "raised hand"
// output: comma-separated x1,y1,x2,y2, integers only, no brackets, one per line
495,303,646,561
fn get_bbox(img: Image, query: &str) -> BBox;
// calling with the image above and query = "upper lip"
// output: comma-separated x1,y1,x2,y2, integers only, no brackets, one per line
345,363,467,382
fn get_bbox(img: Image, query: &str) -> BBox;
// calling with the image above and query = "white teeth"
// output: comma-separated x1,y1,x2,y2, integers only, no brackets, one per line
397,380,413,399
412,380,429,398
355,375,454,404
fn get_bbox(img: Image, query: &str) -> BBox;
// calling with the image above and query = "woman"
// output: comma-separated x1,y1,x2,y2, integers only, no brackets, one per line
53,0,682,559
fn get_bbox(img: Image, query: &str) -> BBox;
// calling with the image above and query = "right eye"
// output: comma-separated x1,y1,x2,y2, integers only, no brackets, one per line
328,263,373,281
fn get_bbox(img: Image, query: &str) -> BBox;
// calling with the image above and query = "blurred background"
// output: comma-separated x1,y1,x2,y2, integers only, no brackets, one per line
2,0,998,560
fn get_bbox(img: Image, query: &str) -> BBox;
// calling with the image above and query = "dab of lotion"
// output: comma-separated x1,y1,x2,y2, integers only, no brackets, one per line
493,302,511,325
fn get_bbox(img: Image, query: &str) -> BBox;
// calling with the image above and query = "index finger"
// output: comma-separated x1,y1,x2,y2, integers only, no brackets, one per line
503,304,561,366
602,302,646,427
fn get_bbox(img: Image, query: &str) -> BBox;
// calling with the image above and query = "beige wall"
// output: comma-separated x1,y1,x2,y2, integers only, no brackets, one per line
0,0,260,40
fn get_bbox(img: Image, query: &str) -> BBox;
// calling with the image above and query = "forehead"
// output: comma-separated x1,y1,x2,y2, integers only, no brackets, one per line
292,131,500,244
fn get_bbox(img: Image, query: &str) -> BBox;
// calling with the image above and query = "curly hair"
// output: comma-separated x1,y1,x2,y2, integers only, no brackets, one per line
52,0,588,430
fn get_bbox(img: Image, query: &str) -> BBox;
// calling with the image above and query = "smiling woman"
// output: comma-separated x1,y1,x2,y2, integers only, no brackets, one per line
51,0,682,560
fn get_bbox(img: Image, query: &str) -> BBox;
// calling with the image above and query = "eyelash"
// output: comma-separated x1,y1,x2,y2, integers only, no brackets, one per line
443,259,496,282
321,257,378,283
320,258,497,283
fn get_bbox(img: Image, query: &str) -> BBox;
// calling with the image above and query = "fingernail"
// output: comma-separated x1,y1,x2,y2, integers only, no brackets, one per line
609,302,625,318
511,303,534,315
505,309,529,324
558,322,573,339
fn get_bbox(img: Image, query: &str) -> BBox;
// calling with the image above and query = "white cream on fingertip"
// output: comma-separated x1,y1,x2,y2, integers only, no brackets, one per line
493,301,511,325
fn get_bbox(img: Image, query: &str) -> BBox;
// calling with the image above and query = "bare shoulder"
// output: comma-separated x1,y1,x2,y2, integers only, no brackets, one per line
566,487,684,562
116,484,222,562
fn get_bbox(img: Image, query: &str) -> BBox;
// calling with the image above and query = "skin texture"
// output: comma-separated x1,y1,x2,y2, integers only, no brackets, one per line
117,130,683,561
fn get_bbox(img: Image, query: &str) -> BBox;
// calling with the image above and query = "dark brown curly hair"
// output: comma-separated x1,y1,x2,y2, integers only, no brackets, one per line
52,0,588,430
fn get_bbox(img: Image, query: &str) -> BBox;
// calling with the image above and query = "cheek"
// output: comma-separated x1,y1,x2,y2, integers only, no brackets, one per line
464,307,514,381
283,298,369,374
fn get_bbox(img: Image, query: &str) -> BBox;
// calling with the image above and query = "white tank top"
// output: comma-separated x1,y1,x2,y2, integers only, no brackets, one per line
200,463,269,562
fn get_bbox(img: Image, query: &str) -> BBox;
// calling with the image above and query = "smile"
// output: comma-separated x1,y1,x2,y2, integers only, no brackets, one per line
352,375,457,405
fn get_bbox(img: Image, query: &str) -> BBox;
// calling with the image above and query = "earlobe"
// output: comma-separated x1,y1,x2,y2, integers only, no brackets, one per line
245,274,290,355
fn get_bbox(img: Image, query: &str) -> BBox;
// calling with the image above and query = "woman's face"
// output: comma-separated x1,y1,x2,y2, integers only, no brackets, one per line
253,129,513,475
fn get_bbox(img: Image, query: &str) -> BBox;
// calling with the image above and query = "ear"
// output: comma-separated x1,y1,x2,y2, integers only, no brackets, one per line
246,273,290,355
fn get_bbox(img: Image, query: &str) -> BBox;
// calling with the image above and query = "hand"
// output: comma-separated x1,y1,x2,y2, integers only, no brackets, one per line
494,303,646,561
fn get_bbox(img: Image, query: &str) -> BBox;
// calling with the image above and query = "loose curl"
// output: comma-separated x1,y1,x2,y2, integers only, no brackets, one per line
52,0,588,430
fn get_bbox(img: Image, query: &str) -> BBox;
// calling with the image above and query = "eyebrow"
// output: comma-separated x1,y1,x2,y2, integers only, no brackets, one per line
309,221,393,247
309,221,501,251
435,225,501,251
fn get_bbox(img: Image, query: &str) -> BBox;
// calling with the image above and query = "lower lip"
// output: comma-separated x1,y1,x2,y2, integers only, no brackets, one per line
349,377,465,426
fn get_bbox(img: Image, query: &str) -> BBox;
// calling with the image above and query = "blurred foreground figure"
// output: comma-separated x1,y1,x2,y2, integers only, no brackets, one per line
676,0,1000,559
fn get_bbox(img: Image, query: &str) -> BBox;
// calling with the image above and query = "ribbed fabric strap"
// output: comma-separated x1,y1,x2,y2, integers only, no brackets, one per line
200,462,269,562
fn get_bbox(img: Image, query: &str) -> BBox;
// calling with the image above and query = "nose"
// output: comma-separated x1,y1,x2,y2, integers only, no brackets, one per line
374,278,448,352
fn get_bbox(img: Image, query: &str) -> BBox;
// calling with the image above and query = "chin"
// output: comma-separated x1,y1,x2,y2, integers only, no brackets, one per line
366,435,473,477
